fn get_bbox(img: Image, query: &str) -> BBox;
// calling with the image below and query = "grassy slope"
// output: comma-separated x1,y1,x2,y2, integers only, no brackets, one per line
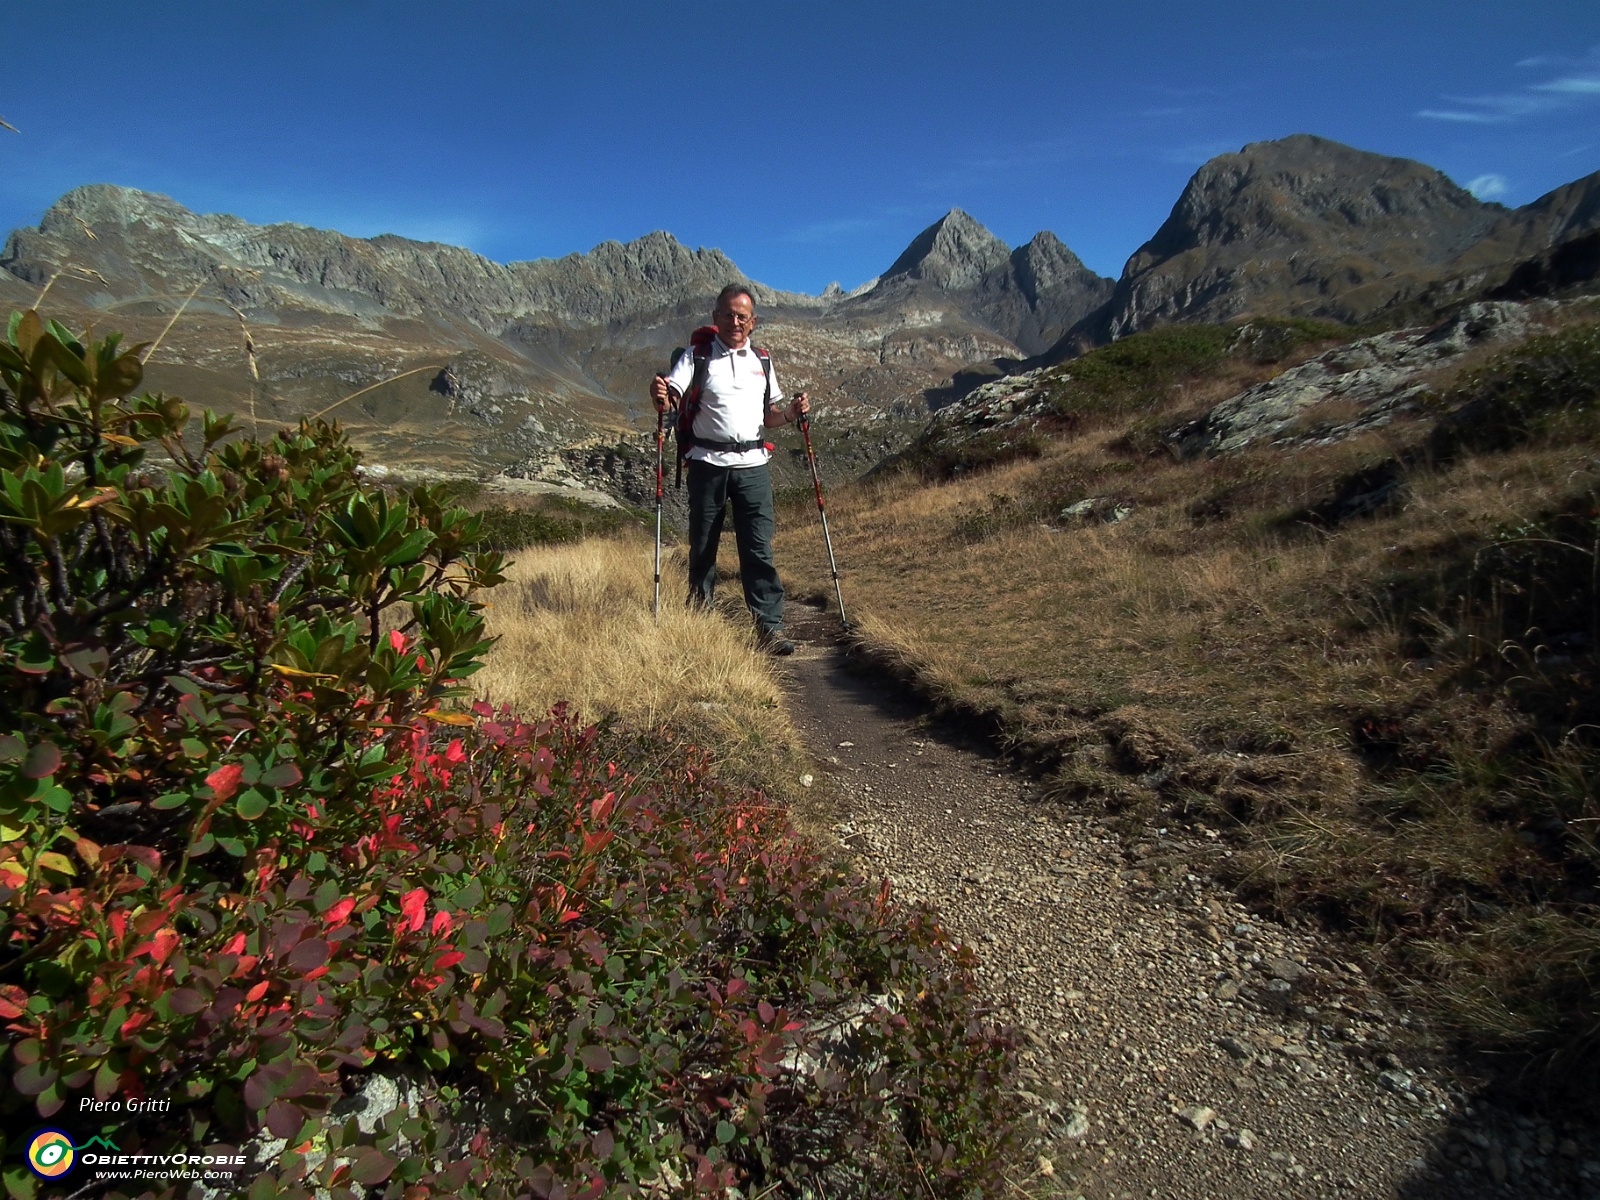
775,309,1600,1090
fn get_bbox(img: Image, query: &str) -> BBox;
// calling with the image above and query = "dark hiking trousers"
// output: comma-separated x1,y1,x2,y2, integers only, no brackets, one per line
685,459,785,633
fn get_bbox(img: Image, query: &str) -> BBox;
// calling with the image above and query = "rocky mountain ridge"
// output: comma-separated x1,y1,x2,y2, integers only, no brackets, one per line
0,186,1095,474
1049,135,1600,358
5,134,1600,485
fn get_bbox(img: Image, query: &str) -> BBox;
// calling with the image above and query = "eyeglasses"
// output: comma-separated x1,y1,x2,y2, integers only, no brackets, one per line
715,311,755,324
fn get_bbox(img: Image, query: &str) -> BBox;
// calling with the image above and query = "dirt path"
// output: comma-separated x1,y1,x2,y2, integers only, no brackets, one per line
778,600,1599,1200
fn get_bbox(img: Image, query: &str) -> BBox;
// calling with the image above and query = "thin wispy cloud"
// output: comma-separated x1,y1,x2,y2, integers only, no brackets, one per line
1467,173,1509,200
1537,77,1600,95
1420,45,1600,124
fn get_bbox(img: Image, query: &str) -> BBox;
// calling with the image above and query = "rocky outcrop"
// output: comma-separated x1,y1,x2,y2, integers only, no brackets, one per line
1163,301,1539,458
1068,135,1505,344
896,299,1561,480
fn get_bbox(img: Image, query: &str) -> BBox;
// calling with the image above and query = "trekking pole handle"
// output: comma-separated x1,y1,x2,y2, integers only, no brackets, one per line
799,414,824,509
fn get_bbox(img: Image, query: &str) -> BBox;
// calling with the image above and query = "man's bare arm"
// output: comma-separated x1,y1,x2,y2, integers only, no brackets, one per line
764,391,810,428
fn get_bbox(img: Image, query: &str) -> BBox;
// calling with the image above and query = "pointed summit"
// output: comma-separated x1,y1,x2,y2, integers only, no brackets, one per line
882,209,1012,290
1011,231,1101,306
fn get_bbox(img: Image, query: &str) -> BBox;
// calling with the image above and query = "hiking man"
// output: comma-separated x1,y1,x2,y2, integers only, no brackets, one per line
651,284,809,655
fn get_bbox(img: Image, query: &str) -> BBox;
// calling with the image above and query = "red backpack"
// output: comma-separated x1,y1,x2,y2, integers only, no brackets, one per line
668,326,772,484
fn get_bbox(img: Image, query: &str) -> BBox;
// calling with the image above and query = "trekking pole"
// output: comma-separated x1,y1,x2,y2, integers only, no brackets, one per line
652,386,666,622
798,408,849,629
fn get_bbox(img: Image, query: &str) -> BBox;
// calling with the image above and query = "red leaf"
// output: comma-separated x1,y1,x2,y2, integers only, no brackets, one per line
433,951,466,971
21,741,61,779
206,764,244,801
150,928,180,964
577,1044,612,1073
351,1148,397,1185
266,1099,303,1138
399,887,427,934
286,939,330,974
322,897,356,926
0,984,27,1019
168,988,207,1016
758,1000,775,1025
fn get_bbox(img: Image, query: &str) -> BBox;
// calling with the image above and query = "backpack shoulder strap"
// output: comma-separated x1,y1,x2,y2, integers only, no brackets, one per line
754,346,772,407
677,345,712,446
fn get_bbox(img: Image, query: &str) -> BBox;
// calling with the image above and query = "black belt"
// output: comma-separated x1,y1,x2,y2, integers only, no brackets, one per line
687,436,766,452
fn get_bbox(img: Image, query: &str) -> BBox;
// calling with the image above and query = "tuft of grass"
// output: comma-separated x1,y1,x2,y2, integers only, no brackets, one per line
473,534,817,822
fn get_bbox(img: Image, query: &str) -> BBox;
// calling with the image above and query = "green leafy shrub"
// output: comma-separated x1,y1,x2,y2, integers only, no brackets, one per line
1429,319,1600,456
0,312,1018,1198
1051,318,1356,432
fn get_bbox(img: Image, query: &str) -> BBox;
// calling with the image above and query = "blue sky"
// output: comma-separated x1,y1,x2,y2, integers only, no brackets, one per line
2,1,1598,295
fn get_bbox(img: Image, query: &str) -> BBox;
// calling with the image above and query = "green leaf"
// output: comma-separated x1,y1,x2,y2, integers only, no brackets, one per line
716,1119,737,1144
37,782,71,814
4,1163,40,1200
485,904,513,937
314,879,341,911
61,643,109,679
152,791,191,811
235,789,270,821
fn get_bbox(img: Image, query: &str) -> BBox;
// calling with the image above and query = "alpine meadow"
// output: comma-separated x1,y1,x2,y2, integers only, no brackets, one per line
4,125,1600,1200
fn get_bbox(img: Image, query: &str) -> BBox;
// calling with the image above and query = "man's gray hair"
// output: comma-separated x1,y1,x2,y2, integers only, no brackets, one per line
715,283,756,312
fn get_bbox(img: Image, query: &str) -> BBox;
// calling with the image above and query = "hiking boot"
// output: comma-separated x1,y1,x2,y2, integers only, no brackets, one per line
758,628,795,656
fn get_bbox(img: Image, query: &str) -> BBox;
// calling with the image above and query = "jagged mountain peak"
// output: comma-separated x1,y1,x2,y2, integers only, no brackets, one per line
1012,231,1098,298
882,209,1013,289
46,184,195,222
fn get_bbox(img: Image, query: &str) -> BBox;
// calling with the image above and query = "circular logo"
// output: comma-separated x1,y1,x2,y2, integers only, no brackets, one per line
27,1129,76,1179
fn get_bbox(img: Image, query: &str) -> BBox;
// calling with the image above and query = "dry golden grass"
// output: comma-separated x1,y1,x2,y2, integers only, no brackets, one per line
777,321,1600,1077
473,533,818,821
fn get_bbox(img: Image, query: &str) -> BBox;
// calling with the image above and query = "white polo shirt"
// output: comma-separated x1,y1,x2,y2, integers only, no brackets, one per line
665,335,785,468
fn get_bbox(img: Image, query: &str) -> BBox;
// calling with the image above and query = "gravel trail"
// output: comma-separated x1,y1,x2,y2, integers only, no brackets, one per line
778,600,1600,1200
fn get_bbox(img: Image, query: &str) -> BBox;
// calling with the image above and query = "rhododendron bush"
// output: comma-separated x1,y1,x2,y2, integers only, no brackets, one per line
0,313,1018,1200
